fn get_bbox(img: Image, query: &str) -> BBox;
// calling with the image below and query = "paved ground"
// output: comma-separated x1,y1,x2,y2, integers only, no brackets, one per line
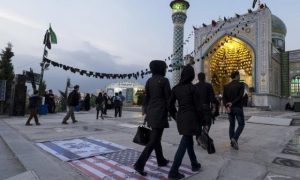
0,107,300,180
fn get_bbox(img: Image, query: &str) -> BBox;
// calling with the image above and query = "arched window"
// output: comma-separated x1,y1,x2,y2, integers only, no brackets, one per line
291,75,300,95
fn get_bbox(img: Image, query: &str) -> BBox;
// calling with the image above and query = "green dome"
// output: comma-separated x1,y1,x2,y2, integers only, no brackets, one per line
272,14,287,36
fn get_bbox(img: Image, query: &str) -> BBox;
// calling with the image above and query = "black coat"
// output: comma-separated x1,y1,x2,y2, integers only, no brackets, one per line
223,80,245,108
144,60,171,129
169,83,201,136
168,65,201,136
67,90,80,107
144,75,171,128
28,95,41,109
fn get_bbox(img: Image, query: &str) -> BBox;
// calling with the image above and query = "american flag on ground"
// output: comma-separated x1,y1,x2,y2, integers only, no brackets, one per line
69,149,198,180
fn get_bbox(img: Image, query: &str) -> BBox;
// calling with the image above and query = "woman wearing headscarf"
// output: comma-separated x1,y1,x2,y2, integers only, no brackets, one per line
95,92,104,120
168,65,202,180
134,60,171,176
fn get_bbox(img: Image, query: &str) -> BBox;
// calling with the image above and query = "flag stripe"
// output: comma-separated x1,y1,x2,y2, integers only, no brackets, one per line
144,164,169,180
36,143,69,161
81,159,124,180
70,161,103,180
92,156,147,180
81,138,123,151
42,141,81,160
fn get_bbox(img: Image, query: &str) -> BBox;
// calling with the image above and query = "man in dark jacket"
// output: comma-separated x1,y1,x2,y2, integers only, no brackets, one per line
134,60,170,176
223,71,245,150
195,72,218,130
194,72,218,148
26,90,41,126
62,85,80,124
48,89,56,113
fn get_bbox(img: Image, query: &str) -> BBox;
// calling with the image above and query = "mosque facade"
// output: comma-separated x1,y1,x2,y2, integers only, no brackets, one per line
191,6,300,110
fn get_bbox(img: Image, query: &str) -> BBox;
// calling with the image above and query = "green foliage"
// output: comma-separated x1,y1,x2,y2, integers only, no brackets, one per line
90,94,96,108
0,43,15,113
39,80,47,96
58,78,71,112
58,90,67,112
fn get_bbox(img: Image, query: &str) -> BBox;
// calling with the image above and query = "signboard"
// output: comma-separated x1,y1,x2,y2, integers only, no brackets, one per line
23,71,41,85
0,80,6,101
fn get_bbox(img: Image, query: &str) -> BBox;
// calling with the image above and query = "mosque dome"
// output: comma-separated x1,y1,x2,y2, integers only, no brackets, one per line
272,14,287,36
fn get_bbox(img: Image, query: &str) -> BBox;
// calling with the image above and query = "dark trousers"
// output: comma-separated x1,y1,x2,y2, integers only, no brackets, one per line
96,109,103,119
134,128,166,170
169,135,198,175
114,106,121,117
228,107,245,141
62,106,76,122
119,105,123,117
26,108,39,124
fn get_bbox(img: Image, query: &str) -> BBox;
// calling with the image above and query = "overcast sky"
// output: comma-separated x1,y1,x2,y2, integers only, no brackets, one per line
0,0,299,93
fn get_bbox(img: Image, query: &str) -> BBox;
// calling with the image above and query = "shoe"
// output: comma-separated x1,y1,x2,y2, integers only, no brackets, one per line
25,123,33,126
62,122,68,125
192,163,201,172
101,116,104,120
158,159,169,167
36,123,41,126
168,172,185,180
73,120,78,123
133,165,147,176
231,138,239,150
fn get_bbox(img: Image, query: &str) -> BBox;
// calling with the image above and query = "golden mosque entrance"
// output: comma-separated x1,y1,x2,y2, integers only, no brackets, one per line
191,6,300,109
203,36,254,93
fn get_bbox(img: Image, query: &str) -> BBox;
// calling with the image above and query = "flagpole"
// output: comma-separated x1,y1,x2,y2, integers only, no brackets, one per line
39,27,49,96
38,44,47,96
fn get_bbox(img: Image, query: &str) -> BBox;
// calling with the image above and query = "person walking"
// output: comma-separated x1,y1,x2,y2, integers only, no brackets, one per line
113,93,121,117
223,71,245,150
26,90,41,126
168,65,201,180
62,85,80,124
134,60,170,176
48,89,56,113
103,93,108,114
118,91,125,117
194,72,219,147
96,92,104,120
84,93,91,111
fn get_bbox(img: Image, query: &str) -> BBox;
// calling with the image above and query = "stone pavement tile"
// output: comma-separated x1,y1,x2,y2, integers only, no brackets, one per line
272,157,300,168
264,172,299,180
247,116,292,126
0,120,89,180
5,171,39,180
0,136,25,180
216,160,267,180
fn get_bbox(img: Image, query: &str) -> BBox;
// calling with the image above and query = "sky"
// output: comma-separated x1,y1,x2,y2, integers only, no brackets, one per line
0,0,300,94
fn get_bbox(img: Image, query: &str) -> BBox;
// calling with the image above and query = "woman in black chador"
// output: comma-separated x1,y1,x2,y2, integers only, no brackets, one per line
84,93,91,111
134,60,171,176
168,65,202,180
95,92,104,120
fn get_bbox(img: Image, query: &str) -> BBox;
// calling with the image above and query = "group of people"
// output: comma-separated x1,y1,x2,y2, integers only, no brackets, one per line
134,60,246,180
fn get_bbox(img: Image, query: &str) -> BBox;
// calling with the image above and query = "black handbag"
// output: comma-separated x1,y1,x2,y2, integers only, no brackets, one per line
133,123,151,146
198,129,215,154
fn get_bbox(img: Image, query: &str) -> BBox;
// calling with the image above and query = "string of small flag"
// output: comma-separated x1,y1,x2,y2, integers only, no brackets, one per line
43,7,265,78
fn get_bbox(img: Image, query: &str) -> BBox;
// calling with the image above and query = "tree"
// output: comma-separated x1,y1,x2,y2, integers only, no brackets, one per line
39,80,47,96
0,43,15,113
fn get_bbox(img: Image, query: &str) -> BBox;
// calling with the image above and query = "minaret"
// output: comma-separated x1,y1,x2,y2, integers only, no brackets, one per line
170,0,190,86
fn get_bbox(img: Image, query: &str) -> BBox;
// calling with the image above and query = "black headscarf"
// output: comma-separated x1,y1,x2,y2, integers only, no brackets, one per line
179,65,195,85
149,60,167,76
